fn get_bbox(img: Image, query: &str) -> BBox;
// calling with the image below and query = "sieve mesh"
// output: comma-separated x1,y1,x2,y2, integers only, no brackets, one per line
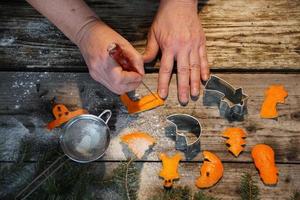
61,116,109,162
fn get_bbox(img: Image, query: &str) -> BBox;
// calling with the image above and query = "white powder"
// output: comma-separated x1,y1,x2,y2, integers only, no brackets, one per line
126,138,154,159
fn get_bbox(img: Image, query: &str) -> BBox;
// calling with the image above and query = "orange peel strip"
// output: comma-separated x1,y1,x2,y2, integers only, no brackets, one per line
120,132,156,159
120,93,164,114
159,152,182,188
252,144,278,185
222,127,247,157
195,151,224,189
47,104,88,130
260,85,288,119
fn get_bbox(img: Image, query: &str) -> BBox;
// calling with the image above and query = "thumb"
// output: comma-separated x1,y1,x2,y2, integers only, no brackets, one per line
143,29,159,63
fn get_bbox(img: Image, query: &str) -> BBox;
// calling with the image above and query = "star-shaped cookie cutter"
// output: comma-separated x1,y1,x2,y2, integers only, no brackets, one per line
203,75,248,122
166,114,201,160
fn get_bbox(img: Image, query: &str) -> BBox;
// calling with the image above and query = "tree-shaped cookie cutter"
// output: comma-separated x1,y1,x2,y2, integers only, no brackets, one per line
166,114,202,160
203,75,248,122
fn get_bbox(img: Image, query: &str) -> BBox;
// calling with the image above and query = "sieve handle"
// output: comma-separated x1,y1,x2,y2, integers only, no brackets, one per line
98,109,112,124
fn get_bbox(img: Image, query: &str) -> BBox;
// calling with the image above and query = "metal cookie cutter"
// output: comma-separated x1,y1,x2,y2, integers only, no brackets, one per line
203,75,248,122
166,114,201,160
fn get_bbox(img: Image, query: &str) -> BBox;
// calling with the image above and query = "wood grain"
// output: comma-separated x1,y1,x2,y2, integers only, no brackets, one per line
1,162,299,199
0,72,299,163
0,0,299,71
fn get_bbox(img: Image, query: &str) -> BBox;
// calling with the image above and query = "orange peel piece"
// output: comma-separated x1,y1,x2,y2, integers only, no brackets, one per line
252,144,278,185
47,104,88,130
120,93,164,114
260,85,288,118
120,132,156,159
222,127,247,157
159,152,182,188
195,151,224,189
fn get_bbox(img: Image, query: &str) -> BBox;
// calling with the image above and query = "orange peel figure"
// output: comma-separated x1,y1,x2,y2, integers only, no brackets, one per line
195,151,224,189
252,144,278,185
120,93,164,114
159,152,182,188
260,85,288,119
120,132,156,159
222,128,247,157
47,104,88,130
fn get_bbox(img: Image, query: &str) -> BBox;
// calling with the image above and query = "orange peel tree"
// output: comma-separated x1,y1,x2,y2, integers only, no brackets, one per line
222,127,247,157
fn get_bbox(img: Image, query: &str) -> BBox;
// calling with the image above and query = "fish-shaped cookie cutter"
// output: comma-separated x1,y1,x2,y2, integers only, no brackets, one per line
203,75,248,122
166,114,201,160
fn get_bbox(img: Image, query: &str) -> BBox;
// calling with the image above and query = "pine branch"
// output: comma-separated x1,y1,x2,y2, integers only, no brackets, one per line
0,138,37,199
193,191,221,200
104,158,140,200
290,191,300,200
148,186,191,200
239,173,260,200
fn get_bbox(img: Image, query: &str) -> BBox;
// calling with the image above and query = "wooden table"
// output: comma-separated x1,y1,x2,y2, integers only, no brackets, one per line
0,0,299,199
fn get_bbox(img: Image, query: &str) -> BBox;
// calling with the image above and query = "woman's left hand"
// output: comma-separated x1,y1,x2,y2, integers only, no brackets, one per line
143,0,210,105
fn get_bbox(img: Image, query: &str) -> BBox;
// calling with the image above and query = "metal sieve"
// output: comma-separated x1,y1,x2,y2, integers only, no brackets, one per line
16,110,112,199
60,109,112,163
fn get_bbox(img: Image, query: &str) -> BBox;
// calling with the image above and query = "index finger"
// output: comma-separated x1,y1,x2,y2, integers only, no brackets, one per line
112,66,143,84
122,43,145,76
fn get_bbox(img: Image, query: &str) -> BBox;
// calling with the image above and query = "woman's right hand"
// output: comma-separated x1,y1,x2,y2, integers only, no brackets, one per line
77,20,144,94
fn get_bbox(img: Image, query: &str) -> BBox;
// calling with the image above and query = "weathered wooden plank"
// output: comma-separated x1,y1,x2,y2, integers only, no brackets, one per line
1,161,299,199
0,72,299,163
0,0,299,71
138,162,300,200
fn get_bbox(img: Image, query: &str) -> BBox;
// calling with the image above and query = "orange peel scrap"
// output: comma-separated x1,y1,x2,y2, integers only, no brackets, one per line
222,127,247,157
47,104,88,130
195,151,224,189
260,85,288,119
120,132,156,159
159,152,182,188
252,144,278,185
120,93,164,114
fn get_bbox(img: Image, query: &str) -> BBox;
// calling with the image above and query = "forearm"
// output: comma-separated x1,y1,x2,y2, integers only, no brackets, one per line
26,0,99,45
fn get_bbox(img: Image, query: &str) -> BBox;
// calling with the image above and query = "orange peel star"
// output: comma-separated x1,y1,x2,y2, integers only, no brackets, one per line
195,151,224,189
260,85,288,118
120,132,156,159
159,152,182,188
47,104,88,130
252,144,278,185
222,127,247,157
120,93,164,114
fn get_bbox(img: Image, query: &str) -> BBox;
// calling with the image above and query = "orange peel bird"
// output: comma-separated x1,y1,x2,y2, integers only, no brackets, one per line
260,85,288,119
222,127,247,157
120,132,156,159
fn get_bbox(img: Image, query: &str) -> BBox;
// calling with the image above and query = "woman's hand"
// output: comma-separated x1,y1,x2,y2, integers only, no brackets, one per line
143,0,209,105
77,20,144,94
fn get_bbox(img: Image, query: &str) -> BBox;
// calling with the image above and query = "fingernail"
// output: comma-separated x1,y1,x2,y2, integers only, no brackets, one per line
203,73,210,81
179,93,189,106
159,89,167,99
192,87,199,97
191,95,199,101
